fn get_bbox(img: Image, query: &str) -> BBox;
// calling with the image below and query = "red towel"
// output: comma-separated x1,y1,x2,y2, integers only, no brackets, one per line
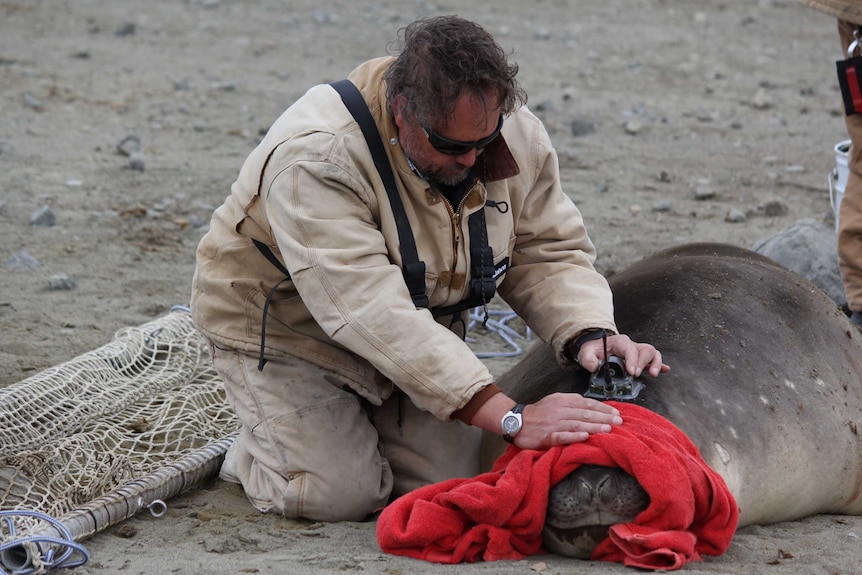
376,402,738,570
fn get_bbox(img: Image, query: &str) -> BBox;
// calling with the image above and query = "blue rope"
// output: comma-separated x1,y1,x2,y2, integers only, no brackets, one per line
467,308,532,358
0,511,89,575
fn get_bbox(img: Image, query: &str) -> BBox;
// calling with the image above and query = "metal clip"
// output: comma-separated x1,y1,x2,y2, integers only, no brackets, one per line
585,355,644,401
849,27,862,58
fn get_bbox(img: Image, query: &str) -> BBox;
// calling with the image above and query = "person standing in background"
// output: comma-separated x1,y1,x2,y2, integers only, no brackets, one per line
802,0,862,326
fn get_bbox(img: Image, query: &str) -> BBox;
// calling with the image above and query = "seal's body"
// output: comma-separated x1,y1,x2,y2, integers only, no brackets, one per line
489,244,862,555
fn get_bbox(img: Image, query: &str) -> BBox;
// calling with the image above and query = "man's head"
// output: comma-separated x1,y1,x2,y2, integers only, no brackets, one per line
385,16,527,187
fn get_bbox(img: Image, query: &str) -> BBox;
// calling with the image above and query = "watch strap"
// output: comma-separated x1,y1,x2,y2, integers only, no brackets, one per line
502,403,525,443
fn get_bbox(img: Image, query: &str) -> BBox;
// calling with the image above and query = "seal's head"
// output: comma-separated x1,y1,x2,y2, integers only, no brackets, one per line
542,465,649,557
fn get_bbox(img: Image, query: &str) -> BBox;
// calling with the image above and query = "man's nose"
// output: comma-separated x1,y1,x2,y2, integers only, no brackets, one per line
453,148,479,166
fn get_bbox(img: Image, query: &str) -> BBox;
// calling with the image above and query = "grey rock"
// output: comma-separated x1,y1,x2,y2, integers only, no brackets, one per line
31,205,56,226
533,99,555,113
751,87,774,110
6,250,40,268
569,118,595,137
115,22,136,37
652,199,673,212
48,274,76,291
752,219,845,309
128,151,146,171
725,208,746,223
23,91,44,112
116,135,140,157
624,119,644,135
760,199,788,217
693,179,714,200
312,10,331,25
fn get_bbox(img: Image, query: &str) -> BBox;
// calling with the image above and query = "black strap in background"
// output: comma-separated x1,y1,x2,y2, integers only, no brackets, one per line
329,79,429,309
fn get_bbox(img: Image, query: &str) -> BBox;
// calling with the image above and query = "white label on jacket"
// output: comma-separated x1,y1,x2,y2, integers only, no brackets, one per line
493,257,510,281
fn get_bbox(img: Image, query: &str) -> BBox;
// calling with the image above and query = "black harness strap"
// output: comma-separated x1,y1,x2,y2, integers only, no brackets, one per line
330,79,429,309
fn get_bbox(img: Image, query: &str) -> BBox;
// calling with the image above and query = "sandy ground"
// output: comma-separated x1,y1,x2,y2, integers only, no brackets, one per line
2,0,862,573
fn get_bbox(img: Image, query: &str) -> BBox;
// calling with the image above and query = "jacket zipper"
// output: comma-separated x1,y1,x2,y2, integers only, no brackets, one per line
448,182,481,296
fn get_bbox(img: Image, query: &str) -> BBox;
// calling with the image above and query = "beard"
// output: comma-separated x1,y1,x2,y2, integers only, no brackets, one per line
398,128,471,187
420,163,471,187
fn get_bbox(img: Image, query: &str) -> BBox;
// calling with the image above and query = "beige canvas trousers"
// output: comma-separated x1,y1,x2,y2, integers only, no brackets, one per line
211,344,483,522
839,19,862,313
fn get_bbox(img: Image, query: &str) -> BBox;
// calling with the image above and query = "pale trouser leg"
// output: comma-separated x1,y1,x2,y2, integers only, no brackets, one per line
838,20,862,313
212,345,393,522
372,391,483,499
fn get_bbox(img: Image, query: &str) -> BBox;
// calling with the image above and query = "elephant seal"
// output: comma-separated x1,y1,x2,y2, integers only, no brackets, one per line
488,243,862,557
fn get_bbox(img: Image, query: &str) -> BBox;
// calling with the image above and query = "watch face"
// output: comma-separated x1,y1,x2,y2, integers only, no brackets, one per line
502,414,521,434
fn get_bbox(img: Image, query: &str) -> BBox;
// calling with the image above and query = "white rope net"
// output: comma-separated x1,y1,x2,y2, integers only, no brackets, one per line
0,308,239,574
0,304,529,574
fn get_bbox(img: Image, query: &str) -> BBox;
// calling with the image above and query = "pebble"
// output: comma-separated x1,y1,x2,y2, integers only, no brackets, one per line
652,199,673,212
725,208,746,223
48,274,77,291
533,99,555,113
23,91,44,112
751,88,773,110
693,179,715,200
760,199,789,217
114,22,136,37
31,205,56,226
6,250,40,268
312,10,332,25
202,535,225,553
128,151,146,171
116,135,140,157
569,117,595,137
202,535,240,553
624,119,644,135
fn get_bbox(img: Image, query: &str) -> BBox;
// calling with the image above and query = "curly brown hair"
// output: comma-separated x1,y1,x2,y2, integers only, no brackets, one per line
384,16,527,129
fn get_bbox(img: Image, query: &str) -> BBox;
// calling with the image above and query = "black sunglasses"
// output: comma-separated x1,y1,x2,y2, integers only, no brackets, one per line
421,115,504,156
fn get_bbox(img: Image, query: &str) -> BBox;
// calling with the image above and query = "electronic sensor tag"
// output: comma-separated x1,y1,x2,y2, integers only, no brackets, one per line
585,355,644,401
838,32,862,116
837,56,862,116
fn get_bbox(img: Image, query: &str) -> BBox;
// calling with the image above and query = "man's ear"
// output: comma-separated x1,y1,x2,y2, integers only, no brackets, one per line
392,95,407,129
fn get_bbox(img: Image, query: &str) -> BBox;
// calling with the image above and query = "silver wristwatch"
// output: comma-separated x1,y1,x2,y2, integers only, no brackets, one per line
501,403,525,443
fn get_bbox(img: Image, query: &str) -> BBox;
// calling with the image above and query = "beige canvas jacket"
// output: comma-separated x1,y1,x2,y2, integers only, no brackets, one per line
191,57,616,420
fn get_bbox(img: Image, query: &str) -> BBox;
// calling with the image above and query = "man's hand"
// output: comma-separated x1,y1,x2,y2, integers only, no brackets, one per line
514,392,623,449
472,391,623,450
576,333,669,378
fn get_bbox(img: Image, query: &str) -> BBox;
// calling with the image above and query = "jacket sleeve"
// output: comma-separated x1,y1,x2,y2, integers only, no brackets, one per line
262,138,495,420
495,111,617,365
